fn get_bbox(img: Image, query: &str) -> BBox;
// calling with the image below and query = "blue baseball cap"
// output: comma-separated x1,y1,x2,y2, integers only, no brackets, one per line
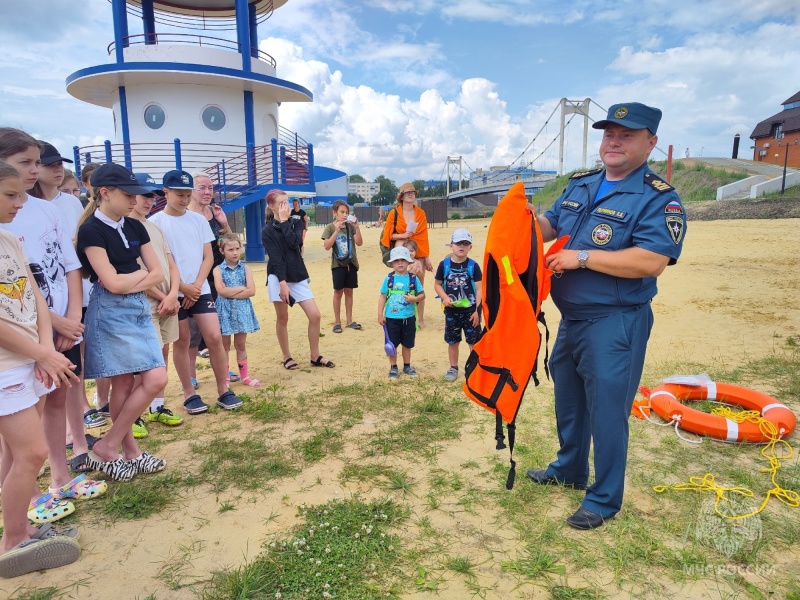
592,102,662,135
162,169,194,190
134,173,163,195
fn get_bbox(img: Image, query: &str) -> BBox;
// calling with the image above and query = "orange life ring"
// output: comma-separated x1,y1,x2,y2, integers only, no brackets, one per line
647,382,796,443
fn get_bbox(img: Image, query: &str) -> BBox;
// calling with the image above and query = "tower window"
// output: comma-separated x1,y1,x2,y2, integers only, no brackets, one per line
144,104,166,130
202,106,226,131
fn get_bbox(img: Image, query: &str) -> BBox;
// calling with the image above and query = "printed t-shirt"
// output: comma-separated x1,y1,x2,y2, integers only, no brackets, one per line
0,230,39,371
290,208,307,230
149,210,215,296
380,273,423,320
434,258,482,311
321,222,359,269
0,194,81,317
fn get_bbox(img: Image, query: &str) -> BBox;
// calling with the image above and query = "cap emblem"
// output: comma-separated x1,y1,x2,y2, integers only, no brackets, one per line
614,107,628,119
181,175,190,184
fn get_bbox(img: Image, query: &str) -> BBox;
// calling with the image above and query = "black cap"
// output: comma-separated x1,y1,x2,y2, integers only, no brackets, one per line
38,141,74,166
134,172,163,195
90,163,153,196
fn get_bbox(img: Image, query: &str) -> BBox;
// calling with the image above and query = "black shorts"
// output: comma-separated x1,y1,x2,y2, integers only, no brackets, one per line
331,266,359,290
444,308,481,345
62,344,82,377
386,316,416,349
178,294,217,320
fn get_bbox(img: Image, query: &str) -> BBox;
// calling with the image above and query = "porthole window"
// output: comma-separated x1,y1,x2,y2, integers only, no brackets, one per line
202,105,226,131
144,104,166,130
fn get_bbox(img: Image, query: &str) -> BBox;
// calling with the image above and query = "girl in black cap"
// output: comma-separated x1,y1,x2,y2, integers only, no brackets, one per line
75,163,169,482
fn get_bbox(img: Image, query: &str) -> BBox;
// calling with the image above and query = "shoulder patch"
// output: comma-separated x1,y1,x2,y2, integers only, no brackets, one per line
570,168,603,180
644,173,674,193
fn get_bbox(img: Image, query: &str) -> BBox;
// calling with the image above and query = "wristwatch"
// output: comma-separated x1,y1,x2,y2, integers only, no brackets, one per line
577,249,589,269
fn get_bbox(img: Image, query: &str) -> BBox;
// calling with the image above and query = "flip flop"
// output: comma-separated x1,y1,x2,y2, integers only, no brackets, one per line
66,434,101,452
346,322,363,330
0,537,81,579
310,356,335,368
283,357,299,370
68,453,92,474
242,377,261,387
332,324,343,333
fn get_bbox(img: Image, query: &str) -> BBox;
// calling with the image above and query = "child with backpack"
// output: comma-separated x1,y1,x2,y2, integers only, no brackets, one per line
378,246,425,380
321,200,363,333
433,229,482,382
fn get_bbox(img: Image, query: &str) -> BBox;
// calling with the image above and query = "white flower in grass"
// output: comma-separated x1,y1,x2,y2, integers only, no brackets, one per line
354,533,360,539
316,572,321,577
275,593,281,599
324,583,331,589
316,560,321,565
325,547,331,554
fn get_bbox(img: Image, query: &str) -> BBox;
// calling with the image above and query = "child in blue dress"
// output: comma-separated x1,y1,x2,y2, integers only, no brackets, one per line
212,234,261,387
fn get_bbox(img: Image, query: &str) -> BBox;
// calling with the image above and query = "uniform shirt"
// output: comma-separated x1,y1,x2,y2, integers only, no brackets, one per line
434,257,482,312
321,222,360,270
149,210,215,296
0,230,39,371
77,215,151,283
543,163,686,320
0,195,81,316
380,273,423,320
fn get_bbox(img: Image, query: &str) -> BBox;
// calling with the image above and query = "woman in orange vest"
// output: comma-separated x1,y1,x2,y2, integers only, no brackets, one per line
381,183,431,326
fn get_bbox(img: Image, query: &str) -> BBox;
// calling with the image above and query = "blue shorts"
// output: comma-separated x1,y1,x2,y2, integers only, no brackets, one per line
444,308,480,345
83,284,165,379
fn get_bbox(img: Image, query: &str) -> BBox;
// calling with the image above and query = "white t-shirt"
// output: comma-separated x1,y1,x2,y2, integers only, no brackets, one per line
0,195,81,318
50,191,92,308
149,210,215,296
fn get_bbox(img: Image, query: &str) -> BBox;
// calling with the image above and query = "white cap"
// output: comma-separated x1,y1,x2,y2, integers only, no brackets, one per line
451,229,472,244
388,246,412,263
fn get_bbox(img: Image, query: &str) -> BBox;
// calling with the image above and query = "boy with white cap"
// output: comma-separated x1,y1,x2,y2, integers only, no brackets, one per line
434,229,482,382
378,246,425,380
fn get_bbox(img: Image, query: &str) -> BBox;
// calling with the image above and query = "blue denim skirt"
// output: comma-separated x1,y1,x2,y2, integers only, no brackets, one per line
84,283,165,379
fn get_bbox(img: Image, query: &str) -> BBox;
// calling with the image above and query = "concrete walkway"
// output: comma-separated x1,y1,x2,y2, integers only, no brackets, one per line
686,157,798,177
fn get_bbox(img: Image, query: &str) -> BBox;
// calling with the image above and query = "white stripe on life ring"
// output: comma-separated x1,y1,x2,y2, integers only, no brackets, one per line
726,418,739,442
761,403,786,416
706,381,717,400
650,390,676,401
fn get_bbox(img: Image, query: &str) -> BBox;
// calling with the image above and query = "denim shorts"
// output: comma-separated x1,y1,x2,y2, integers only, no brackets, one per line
84,283,165,379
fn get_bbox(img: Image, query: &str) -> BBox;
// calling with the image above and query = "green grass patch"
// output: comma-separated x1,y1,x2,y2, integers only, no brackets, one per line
99,471,189,520
200,497,408,599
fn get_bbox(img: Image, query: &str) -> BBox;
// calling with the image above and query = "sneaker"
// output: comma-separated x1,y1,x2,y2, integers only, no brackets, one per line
97,403,111,418
217,390,243,410
83,409,107,429
388,367,399,381
444,367,459,382
402,365,418,377
147,406,184,426
183,395,209,415
132,418,148,439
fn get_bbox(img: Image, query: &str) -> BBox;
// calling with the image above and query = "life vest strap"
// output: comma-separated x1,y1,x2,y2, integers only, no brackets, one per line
464,356,519,411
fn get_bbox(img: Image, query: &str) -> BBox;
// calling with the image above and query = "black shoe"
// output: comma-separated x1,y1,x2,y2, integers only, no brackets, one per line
565,507,610,530
525,468,586,490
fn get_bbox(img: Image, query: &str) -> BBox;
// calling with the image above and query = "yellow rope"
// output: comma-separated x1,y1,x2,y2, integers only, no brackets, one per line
653,406,800,519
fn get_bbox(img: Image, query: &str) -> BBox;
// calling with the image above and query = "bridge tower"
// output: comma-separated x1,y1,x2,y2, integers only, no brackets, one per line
558,98,591,176
446,156,463,195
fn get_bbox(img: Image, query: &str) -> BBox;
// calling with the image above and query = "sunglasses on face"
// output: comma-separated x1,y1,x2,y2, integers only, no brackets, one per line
453,241,471,247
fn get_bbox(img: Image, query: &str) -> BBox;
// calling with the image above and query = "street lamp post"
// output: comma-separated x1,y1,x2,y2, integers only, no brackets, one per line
781,143,789,195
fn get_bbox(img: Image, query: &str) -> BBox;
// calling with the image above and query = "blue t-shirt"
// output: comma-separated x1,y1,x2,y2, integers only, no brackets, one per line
380,273,423,319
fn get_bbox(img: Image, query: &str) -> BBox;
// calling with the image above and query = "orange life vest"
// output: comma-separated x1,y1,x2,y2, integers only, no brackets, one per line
463,181,568,489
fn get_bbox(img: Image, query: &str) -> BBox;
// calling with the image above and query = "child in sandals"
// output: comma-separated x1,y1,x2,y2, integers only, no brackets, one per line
0,160,82,578
213,234,261,386
321,200,363,333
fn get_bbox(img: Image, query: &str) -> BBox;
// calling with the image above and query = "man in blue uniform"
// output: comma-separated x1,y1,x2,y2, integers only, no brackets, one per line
528,102,686,529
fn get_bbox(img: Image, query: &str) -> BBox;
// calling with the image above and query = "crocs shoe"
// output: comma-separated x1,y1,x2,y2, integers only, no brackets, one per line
32,522,80,541
83,452,136,483
217,390,243,410
97,403,111,418
49,474,107,501
27,494,75,524
132,417,148,439
83,409,107,429
127,451,166,475
184,394,209,415
0,537,81,579
147,406,184,426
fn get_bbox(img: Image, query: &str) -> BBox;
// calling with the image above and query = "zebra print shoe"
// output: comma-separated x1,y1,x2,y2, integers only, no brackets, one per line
84,451,136,482
128,451,166,475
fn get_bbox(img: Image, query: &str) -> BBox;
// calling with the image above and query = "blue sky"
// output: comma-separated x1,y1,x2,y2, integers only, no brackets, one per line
2,0,799,183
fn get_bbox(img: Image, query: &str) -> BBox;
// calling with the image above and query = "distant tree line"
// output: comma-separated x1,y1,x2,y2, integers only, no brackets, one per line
348,174,468,206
